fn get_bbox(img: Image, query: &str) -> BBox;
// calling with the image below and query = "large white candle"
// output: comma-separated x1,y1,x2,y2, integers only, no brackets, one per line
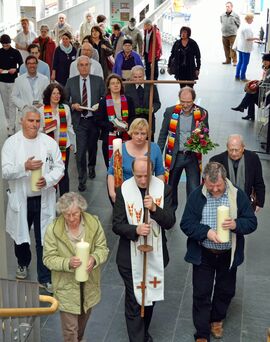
217,206,230,243
31,168,42,192
113,138,122,154
75,239,90,282
113,138,123,188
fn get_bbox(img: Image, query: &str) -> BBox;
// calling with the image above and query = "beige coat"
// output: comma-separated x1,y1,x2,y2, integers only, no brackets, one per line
43,212,109,314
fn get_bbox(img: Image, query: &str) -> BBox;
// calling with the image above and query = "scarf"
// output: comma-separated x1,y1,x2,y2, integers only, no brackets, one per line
228,155,245,191
59,43,73,54
38,37,49,61
164,104,204,183
44,104,68,162
106,94,129,161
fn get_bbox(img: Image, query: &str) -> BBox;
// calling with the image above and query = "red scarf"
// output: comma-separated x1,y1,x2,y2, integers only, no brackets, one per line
106,94,129,161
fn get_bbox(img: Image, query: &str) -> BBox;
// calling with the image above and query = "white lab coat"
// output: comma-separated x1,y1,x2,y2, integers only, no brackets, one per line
1,131,65,244
11,72,49,111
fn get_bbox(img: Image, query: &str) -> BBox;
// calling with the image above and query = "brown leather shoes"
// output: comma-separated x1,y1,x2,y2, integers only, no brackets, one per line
196,339,207,342
211,321,223,338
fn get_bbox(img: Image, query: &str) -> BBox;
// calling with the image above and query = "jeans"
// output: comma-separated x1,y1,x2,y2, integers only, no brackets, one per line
192,248,237,341
169,153,200,210
14,196,51,283
236,51,251,80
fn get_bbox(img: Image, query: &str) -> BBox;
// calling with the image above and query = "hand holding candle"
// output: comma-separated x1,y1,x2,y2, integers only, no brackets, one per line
217,206,230,242
75,239,90,282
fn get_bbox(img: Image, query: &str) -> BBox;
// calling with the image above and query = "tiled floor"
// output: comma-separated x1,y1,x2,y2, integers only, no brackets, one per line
1,0,270,341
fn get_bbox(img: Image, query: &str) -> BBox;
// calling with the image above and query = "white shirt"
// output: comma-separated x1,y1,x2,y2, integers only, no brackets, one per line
11,72,49,111
14,30,37,62
23,135,42,197
80,75,92,116
236,23,254,53
69,57,104,79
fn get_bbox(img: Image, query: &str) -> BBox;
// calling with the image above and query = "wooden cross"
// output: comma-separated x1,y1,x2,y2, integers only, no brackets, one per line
123,25,195,318
136,282,147,290
149,276,161,288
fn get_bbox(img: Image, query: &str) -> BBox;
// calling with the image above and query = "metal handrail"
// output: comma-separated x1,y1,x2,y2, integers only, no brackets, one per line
0,295,58,318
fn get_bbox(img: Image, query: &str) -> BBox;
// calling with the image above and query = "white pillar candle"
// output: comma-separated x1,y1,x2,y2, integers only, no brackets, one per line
31,168,42,192
113,138,123,188
217,205,230,243
75,239,90,282
113,138,122,154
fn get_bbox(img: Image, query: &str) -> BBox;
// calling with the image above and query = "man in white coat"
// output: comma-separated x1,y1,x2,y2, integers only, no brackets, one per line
1,106,64,293
11,55,49,113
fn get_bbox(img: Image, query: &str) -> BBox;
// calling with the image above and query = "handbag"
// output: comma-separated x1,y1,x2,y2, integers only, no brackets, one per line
106,55,115,71
244,80,260,94
167,56,176,75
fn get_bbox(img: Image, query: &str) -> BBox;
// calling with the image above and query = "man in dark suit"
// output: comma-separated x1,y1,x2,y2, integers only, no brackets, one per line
158,87,208,210
210,134,265,211
125,65,161,141
65,55,105,191
113,157,175,342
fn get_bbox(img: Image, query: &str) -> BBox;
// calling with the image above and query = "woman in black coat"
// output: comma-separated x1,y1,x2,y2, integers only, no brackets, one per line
94,73,136,167
168,26,201,88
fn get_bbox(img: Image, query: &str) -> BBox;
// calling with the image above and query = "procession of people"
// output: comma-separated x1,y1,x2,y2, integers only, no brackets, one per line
0,3,267,342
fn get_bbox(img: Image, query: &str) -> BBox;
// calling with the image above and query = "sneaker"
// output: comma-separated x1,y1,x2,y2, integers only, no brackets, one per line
39,282,53,294
16,265,28,279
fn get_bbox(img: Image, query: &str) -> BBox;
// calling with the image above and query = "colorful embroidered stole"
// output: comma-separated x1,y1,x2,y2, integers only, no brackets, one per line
106,94,129,161
44,104,68,162
164,105,205,183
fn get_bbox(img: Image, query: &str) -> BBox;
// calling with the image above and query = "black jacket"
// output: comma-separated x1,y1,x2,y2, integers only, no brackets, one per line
112,183,175,269
168,38,201,80
210,150,265,207
94,95,136,141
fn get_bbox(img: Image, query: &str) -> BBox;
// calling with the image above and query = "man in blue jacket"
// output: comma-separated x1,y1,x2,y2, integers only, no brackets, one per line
180,162,257,342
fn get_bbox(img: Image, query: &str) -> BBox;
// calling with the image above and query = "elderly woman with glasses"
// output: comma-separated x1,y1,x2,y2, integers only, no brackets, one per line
43,192,109,342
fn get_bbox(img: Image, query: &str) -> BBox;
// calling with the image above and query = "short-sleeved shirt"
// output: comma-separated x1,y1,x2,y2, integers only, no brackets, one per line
108,142,164,180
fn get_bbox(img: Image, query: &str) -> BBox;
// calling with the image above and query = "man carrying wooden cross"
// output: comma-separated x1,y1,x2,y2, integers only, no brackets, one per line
113,157,175,342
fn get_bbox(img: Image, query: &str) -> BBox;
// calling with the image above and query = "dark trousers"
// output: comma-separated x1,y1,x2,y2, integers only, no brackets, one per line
59,147,70,196
118,266,154,342
144,53,159,80
169,153,200,210
192,248,237,341
14,196,51,284
239,92,258,119
75,118,99,186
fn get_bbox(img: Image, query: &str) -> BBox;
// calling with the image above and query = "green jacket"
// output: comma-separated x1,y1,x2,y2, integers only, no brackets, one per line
43,212,109,314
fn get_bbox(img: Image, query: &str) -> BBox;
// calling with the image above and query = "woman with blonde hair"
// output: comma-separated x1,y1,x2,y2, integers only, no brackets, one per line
107,118,164,203
234,13,258,81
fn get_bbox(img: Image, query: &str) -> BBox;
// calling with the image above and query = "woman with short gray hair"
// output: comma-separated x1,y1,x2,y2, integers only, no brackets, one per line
43,191,109,342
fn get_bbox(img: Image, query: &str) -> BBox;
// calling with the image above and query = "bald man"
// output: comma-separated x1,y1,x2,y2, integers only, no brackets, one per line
69,42,103,79
210,134,265,211
113,157,175,342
